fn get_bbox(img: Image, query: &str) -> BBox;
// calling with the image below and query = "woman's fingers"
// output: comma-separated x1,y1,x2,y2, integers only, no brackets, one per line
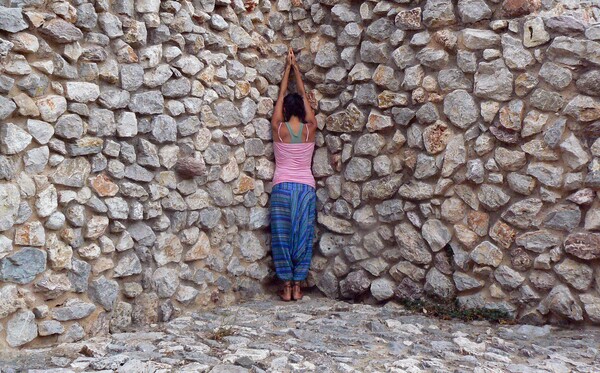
307,91,318,109
289,49,297,66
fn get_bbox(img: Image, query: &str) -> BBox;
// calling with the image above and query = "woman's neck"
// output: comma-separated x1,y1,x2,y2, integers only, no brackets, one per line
287,116,302,124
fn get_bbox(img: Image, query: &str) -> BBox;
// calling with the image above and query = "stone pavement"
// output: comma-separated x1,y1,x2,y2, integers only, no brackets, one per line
1,295,599,373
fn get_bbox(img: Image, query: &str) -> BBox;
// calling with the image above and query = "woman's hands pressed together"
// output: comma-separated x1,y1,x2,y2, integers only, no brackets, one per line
272,46,317,127
287,47,298,72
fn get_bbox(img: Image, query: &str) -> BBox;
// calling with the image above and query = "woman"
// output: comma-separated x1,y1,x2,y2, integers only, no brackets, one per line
270,48,318,301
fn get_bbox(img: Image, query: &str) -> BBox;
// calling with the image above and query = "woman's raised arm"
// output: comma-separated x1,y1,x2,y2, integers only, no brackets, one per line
271,49,294,127
290,51,317,126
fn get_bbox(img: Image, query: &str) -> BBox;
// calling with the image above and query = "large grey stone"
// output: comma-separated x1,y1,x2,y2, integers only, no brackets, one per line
0,123,32,154
502,198,543,229
437,69,471,92
114,252,142,277
423,0,456,28
554,259,593,291
52,299,96,321
6,311,37,347
0,155,16,181
576,70,600,96
563,95,600,122
152,267,179,298
457,0,491,23
516,230,561,253
38,320,64,336
0,248,46,284
421,219,451,252
442,135,466,177
67,258,90,293
494,265,525,289
51,158,91,187
360,41,390,64
0,284,22,319
315,42,339,68
0,6,28,33
398,181,434,201
340,270,371,299
527,162,563,188
471,241,503,267
256,59,285,85
27,119,54,145
538,284,583,321
453,272,484,291
153,233,183,266
214,101,242,127
129,91,164,115
65,82,100,103
462,29,500,50
494,147,526,172
394,223,432,265
564,233,600,260
240,232,267,261
502,34,534,70
351,84,377,107
425,268,456,300
524,17,549,47
331,3,359,22
542,204,581,231
344,157,371,182
55,114,84,139
88,109,116,137
363,175,403,201
89,276,119,311
546,16,585,35
339,23,362,46
539,62,572,90
40,19,83,43
416,48,448,69
370,278,394,301
392,45,416,69
478,184,510,211
530,89,566,112
366,18,394,41
45,234,71,271
151,115,177,143
0,96,16,120
443,90,478,129
580,294,600,323
474,60,513,101
0,183,19,231
17,73,49,98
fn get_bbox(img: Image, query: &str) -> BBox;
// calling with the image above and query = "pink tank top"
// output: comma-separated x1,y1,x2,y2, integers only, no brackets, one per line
273,142,315,188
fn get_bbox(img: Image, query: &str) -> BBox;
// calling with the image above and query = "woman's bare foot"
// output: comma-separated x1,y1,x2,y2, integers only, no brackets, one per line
292,281,303,301
279,281,292,301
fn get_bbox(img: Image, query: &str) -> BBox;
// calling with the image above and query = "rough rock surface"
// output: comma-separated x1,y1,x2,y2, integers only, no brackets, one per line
0,0,598,349
1,298,599,372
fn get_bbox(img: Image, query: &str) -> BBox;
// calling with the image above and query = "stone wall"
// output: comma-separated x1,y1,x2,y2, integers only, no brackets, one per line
1,0,600,348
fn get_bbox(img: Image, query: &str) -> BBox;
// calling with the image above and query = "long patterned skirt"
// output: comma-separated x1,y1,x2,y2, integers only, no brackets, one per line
270,182,317,281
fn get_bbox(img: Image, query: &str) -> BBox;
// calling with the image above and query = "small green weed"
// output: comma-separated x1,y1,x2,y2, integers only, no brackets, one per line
208,307,241,341
399,298,514,324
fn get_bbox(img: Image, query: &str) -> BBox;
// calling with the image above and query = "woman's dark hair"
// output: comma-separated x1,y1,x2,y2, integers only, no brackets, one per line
283,93,306,122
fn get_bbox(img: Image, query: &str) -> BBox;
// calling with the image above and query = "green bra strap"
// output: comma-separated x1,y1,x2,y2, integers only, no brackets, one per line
284,122,303,143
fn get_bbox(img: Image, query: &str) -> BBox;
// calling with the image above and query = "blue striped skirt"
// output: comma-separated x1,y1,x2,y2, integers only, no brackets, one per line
270,182,317,281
